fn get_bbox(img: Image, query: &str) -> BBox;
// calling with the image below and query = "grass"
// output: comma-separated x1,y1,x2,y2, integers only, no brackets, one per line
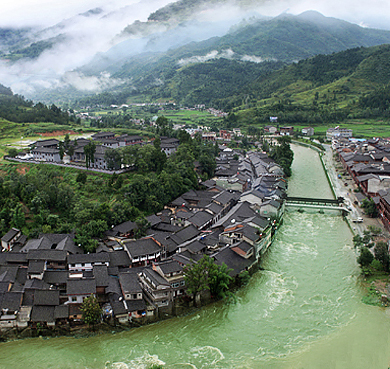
361,272,390,306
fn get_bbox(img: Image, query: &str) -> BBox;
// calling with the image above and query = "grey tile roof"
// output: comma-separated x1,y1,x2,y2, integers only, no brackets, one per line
93,265,109,287
68,253,110,264
28,260,45,274
1,228,20,242
43,271,68,285
119,272,142,294
33,290,60,306
67,279,96,295
213,246,255,277
27,249,67,261
54,305,69,319
109,251,130,267
123,237,161,259
155,260,183,275
0,291,22,311
188,211,213,228
31,305,55,323
113,220,137,234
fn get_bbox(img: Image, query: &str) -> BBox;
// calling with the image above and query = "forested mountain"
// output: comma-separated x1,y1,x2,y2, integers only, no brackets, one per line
2,0,390,104
74,11,390,108
0,84,69,124
231,44,390,124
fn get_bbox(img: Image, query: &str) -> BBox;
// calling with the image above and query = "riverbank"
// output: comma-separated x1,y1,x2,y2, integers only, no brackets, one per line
311,143,390,306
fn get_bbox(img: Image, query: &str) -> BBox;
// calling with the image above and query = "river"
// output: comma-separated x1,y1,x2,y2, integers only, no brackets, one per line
1,144,390,369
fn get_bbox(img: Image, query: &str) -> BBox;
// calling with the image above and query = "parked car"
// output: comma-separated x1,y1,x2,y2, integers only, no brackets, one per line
352,217,363,223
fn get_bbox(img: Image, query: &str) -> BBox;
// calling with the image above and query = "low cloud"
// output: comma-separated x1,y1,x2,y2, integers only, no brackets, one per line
178,49,235,66
62,71,124,91
178,49,278,66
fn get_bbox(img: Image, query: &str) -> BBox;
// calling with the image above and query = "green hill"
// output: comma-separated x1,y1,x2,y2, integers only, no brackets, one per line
76,12,390,108
231,44,390,126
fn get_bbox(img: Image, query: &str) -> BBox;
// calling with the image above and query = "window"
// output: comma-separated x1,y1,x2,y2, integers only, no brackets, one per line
71,296,77,302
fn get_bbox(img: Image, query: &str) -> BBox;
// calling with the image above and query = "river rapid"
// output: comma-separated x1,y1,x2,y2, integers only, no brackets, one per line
1,144,390,369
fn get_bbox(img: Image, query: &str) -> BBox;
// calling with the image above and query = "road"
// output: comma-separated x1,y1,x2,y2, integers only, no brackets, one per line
321,144,386,236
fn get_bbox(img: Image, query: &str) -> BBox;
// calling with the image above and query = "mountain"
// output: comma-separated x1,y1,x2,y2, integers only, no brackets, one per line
71,11,390,108
231,44,390,125
2,0,390,104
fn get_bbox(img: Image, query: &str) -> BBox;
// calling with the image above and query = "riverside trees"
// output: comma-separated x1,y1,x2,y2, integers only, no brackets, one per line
184,255,232,306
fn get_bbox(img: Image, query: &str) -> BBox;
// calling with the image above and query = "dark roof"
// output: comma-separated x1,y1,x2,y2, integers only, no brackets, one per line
212,190,238,205
119,272,142,294
141,268,170,288
126,299,146,312
68,253,110,264
31,305,55,323
0,282,10,293
106,276,122,296
5,252,28,264
172,225,200,244
155,260,183,275
93,265,109,287
213,246,255,277
186,240,207,254
188,211,213,228
146,214,162,228
24,278,49,290
67,279,96,295
43,271,68,285
0,266,19,283
28,260,46,274
110,299,128,316
27,249,67,261
33,139,60,147
1,228,20,242
33,290,60,306
123,237,161,259
113,220,137,234
109,251,130,267
0,291,22,311
54,305,69,319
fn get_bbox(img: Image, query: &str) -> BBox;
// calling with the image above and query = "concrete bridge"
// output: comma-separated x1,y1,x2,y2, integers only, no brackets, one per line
285,196,350,213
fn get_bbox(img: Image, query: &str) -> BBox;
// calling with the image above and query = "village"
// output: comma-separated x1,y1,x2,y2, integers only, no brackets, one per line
0,131,287,337
3,121,390,338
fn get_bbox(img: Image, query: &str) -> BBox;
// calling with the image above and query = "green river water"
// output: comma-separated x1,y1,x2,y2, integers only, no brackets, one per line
1,144,390,369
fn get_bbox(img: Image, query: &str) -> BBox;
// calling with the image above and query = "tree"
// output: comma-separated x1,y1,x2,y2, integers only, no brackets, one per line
184,256,210,306
374,241,389,271
362,198,378,218
270,136,294,177
357,246,374,267
208,262,232,299
76,171,87,184
104,148,122,170
80,294,101,327
135,217,151,239
84,141,96,169
7,148,18,157
184,255,232,305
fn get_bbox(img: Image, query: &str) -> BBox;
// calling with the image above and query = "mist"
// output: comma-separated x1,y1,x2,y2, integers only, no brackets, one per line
0,0,389,100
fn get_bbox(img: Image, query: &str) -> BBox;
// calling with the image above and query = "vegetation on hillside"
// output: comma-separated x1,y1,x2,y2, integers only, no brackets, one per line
0,84,69,124
0,126,217,252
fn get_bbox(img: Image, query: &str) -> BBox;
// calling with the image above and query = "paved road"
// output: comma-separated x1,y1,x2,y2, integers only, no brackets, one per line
322,144,387,237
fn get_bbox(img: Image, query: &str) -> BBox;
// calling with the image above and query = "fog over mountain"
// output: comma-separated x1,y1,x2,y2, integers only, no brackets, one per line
0,0,389,100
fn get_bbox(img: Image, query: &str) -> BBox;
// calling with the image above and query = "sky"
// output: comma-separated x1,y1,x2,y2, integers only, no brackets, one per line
0,0,389,29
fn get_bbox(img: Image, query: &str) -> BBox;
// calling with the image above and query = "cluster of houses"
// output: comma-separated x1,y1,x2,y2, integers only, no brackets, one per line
0,150,287,332
334,136,390,231
24,133,180,170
